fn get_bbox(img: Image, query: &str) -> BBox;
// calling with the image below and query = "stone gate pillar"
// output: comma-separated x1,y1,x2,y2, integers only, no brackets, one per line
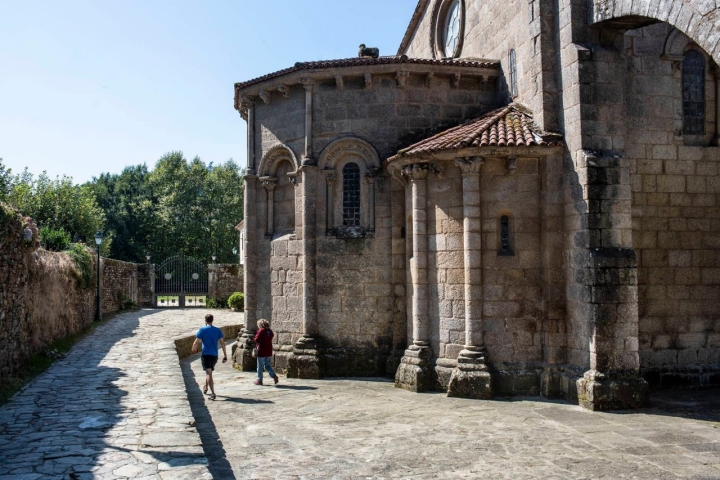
234,173,258,371
395,163,434,392
447,157,492,399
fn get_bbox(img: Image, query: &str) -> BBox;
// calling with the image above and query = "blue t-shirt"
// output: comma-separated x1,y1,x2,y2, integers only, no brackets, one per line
196,325,224,356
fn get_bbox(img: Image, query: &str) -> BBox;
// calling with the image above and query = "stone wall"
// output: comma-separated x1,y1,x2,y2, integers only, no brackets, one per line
0,203,152,385
208,263,244,299
623,23,720,387
401,0,558,131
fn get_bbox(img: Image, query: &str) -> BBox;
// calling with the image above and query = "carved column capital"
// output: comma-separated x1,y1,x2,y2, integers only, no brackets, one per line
401,163,434,181
322,170,337,184
260,176,277,191
455,156,484,174
300,77,315,91
288,172,299,187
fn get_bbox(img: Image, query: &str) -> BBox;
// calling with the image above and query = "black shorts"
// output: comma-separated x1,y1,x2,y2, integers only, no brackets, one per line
201,355,218,371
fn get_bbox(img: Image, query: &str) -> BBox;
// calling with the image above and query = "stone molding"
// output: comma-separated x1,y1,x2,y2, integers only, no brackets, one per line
258,144,300,177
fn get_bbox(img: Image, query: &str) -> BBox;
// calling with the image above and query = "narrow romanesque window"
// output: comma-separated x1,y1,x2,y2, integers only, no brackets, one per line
682,50,705,135
342,162,361,226
499,215,514,256
509,49,517,97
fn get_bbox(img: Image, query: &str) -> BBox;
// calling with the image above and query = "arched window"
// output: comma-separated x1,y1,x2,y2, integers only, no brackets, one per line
509,49,517,98
342,163,361,226
682,50,705,135
499,215,514,256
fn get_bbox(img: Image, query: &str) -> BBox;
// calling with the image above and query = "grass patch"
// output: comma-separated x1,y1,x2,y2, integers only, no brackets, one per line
0,317,110,406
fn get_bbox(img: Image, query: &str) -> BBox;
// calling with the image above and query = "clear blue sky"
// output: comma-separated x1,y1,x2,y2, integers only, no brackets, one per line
0,1,417,184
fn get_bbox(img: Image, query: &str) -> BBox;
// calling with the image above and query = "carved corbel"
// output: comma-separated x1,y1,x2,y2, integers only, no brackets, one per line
288,172,299,187
425,72,434,88
396,71,409,88
364,73,373,89
277,85,290,98
451,73,461,88
335,75,344,91
258,89,271,104
506,156,517,175
455,156,484,174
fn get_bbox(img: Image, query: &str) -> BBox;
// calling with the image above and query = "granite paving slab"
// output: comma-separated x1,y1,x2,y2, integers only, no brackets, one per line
184,356,720,479
0,308,242,479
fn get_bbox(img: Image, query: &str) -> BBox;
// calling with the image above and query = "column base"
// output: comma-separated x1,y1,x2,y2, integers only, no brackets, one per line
577,369,649,411
447,347,493,399
287,335,322,379
394,343,434,393
232,328,257,372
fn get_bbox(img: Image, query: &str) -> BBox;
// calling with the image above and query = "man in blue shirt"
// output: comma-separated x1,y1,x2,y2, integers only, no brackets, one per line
191,314,227,400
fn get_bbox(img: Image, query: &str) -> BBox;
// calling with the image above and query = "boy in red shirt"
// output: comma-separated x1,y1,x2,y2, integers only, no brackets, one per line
254,318,279,385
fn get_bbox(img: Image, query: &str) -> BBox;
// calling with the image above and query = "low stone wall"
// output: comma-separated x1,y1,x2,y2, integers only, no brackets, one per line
208,264,244,299
0,203,152,386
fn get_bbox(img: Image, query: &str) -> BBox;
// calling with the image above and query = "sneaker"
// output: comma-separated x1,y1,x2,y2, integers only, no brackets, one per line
273,375,279,385
254,379,263,385
210,393,216,400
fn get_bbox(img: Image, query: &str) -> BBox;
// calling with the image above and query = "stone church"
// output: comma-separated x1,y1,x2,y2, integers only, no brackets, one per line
233,0,720,410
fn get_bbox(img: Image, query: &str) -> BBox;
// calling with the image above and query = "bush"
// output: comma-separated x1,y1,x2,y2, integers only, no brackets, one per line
206,296,228,309
227,292,244,311
65,243,93,289
40,226,71,251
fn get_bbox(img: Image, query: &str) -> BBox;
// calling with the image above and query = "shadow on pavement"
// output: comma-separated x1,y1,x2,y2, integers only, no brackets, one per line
274,384,318,391
180,357,236,480
218,396,274,404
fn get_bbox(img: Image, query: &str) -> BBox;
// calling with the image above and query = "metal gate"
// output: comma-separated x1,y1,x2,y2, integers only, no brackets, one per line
154,254,208,308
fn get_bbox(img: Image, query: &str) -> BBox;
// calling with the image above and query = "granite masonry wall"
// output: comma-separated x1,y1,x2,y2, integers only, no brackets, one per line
208,263,244,299
623,23,720,387
0,203,152,386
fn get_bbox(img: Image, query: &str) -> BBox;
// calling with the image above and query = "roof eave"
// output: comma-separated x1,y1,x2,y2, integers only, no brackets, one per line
235,61,500,100
385,144,566,174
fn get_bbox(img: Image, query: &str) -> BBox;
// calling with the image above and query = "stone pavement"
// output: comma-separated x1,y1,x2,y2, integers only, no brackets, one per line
1,308,719,479
0,308,243,480
188,359,720,479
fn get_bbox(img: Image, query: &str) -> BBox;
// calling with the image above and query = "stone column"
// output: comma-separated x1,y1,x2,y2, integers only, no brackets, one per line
301,78,314,165
323,171,336,233
243,96,257,175
286,76,321,378
395,163,434,392
448,157,492,399
261,177,277,237
714,66,720,146
233,173,258,371
572,150,648,410
365,169,377,233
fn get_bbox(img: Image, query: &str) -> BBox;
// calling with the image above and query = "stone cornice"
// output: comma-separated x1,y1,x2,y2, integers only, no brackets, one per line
234,58,499,109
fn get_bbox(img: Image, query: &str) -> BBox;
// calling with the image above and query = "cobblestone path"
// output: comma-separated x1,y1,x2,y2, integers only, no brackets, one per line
2,308,720,479
189,359,720,479
0,308,243,480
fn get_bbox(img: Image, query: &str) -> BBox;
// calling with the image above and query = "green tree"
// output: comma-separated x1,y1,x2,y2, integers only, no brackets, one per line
0,158,11,201
88,152,244,264
5,169,106,251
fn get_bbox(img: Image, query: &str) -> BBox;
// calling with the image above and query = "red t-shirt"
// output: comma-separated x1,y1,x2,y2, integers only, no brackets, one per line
254,328,274,357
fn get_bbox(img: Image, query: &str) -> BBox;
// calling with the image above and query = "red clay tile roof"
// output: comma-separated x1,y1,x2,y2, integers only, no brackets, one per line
389,105,563,161
235,56,499,90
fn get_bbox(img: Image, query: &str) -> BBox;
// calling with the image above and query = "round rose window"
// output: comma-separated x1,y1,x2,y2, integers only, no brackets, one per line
444,0,461,57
